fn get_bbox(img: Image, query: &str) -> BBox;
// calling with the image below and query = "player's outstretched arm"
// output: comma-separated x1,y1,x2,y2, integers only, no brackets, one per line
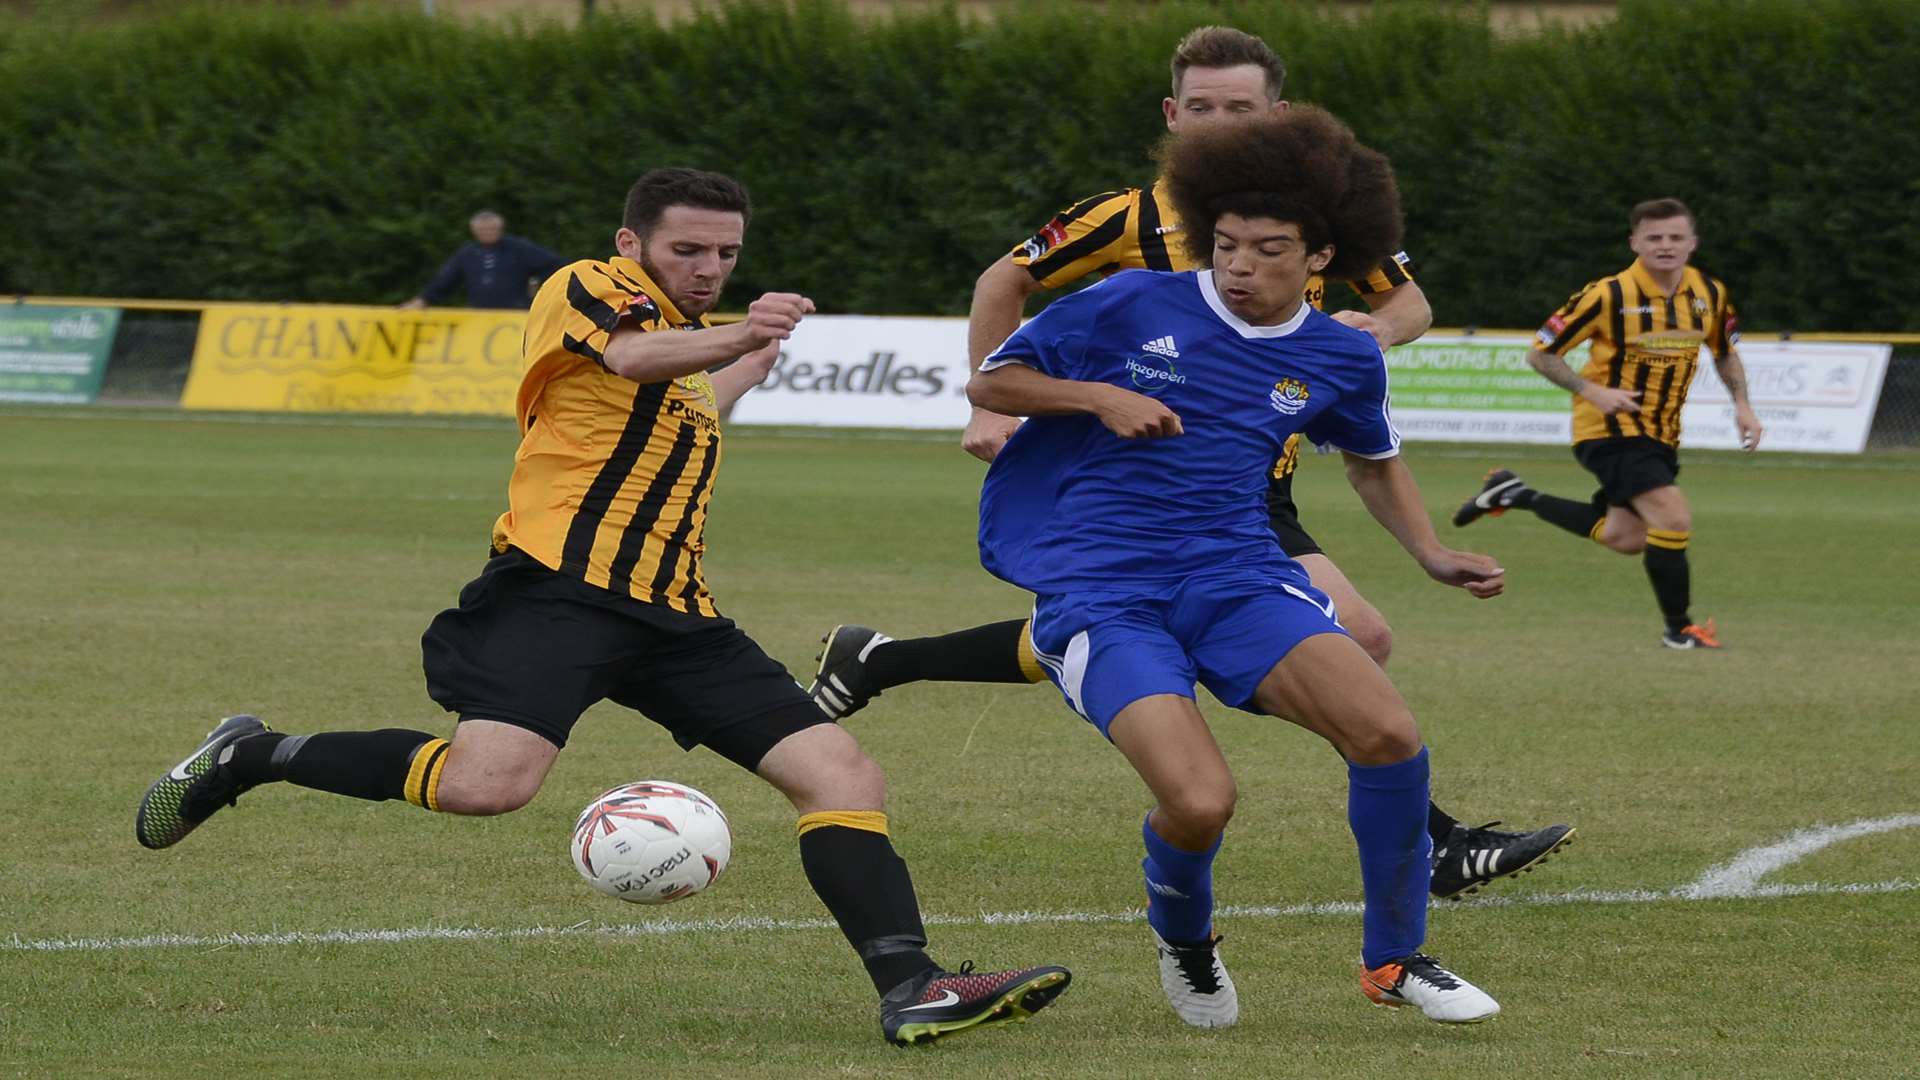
963,257,1047,461
604,292,814,385
1342,451,1505,599
968,363,1182,439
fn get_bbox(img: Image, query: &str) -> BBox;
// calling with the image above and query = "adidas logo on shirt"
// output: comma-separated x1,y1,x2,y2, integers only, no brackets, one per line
1141,335,1180,359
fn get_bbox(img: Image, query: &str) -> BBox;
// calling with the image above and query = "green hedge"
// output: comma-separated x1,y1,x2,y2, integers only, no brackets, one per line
3,0,1916,331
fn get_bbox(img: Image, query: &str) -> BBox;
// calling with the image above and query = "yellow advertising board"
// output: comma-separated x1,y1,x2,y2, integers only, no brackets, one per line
182,305,525,416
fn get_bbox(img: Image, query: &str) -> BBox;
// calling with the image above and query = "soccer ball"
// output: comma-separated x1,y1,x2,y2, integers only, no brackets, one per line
570,781,732,905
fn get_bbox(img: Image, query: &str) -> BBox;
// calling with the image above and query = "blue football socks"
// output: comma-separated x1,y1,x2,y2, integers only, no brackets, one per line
1141,812,1223,944
1348,746,1433,968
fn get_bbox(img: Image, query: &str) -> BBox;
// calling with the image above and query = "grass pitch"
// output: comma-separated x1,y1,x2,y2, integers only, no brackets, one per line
2,408,1915,1078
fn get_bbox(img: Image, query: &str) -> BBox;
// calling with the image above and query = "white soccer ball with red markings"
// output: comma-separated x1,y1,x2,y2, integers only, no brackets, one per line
570,781,731,905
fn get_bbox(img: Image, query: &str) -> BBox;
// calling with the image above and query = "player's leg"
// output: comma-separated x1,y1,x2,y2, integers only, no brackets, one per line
1106,693,1241,1029
1026,591,1238,1028
807,618,1041,720
621,617,1068,1046
1630,482,1716,647
1292,553,1574,898
134,713,563,849
1452,465,1609,543
135,553,594,848
1249,634,1499,1023
1179,569,1495,1023
1575,439,1713,646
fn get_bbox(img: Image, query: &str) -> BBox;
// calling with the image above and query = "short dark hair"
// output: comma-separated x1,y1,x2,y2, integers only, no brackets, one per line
1158,105,1402,282
1630,197,1695,231
1171,25,1286,100
622,168,752,236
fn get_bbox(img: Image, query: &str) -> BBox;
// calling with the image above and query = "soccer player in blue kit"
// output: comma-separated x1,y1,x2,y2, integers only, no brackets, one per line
968,106,1505,1027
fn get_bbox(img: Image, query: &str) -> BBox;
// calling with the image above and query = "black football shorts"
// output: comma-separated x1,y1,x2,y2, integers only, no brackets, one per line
1573,436,1682,510
1265,471,1324,559
421,549,827,769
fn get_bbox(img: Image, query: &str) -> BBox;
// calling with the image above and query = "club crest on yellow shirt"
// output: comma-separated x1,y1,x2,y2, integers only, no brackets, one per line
1270,377,1311,416
677,371,718,410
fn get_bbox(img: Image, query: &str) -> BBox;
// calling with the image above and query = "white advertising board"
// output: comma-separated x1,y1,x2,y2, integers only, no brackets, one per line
730,320,1892,454
1679,340,1891,453
727,316,973,429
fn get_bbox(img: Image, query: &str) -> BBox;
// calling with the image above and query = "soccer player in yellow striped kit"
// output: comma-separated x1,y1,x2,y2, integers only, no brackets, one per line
137,168,1071,1047
1452,197,1762,649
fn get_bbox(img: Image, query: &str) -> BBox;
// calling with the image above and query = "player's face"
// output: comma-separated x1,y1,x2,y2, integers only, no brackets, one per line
470,217,504,245
1164,64,1284,132
1211,214,1332,326
1629,215,1698,275
615,206,745,318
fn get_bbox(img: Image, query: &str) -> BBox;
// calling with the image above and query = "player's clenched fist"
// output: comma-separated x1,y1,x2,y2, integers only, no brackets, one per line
962,409,1023,463
1092,384,1184,439
739,292,816,348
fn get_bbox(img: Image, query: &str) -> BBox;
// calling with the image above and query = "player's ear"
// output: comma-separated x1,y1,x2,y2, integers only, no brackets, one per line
1162,96,1179,131
1308,246,1333,273
614,227,643,259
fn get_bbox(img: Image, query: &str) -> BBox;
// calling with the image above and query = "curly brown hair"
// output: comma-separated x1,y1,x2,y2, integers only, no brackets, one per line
1158,105,1401,283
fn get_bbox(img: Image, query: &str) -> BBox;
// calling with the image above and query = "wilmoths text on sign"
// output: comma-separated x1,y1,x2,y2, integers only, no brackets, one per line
182,305,524,416
1386,335,1890,454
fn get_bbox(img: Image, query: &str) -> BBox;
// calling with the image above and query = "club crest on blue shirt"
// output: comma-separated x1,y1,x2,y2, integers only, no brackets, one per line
1270,377,1311,415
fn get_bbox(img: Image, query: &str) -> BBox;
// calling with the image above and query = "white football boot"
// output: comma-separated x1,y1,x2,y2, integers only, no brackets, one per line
1153,929,1238,1028
1360,952,1500,1023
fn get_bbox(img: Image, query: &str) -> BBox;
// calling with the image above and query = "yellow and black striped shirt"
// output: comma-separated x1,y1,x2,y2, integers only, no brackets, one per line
1537,258,1739,447
491,256,724,616
1010,179,1415,481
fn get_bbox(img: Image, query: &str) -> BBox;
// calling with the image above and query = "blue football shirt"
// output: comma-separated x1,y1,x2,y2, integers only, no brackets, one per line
978,269,1400,595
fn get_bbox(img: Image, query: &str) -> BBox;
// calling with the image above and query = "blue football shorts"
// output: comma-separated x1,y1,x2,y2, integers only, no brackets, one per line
1025,561,1347,738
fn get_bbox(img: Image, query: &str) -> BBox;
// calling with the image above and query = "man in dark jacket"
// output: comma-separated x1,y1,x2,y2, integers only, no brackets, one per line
402,211,567,310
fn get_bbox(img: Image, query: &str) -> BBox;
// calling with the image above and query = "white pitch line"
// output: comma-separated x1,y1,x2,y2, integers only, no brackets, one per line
12,816,1917,954
1679,813,1920,899
8,879,1917,955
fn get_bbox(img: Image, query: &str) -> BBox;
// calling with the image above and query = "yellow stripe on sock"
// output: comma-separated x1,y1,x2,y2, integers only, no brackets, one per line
1016,621,1046,684
797,810,889,838
1588,519,1608,544
403,738,450,810
1646,528,1691,551
423,748,447,812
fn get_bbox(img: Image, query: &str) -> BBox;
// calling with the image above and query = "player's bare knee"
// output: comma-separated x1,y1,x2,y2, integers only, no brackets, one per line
1342,712,1422,766
822,752,887,809
1350,620,1393,667
431,750,546,815
759,729,887,812
1159,782,1237,840
1606,532,1647,555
